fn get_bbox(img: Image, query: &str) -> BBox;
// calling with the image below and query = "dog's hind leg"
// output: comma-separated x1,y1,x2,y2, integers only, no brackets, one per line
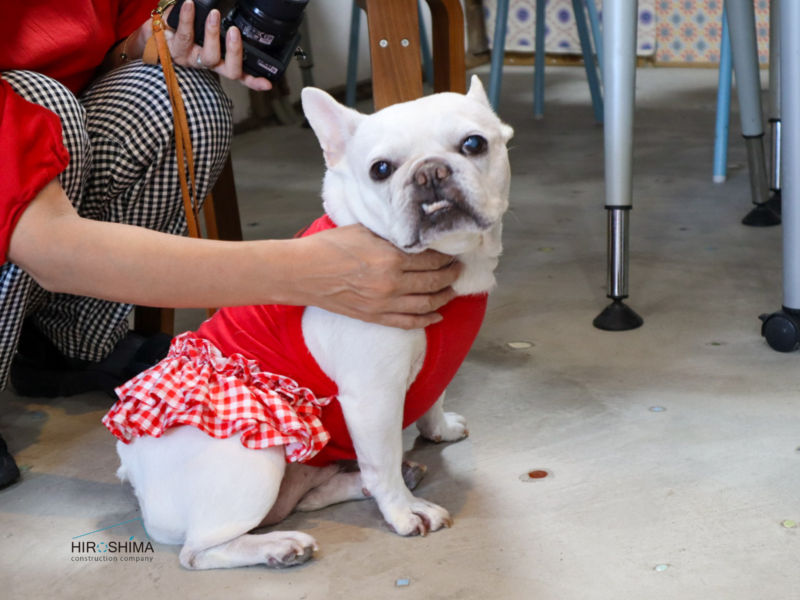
177,440,319,570
296,461,428,512
118,426,318,570
258,462,340,526
415,392,469,443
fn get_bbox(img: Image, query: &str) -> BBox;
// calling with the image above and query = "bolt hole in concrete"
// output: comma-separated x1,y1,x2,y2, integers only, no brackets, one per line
649,406,667,412
520,469,551,482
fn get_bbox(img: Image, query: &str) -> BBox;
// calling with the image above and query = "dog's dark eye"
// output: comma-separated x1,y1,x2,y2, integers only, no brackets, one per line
461,135,487,156
370,161,394,181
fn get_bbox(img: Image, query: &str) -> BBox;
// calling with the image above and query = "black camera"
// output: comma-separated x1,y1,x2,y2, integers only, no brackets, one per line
166,0,309,81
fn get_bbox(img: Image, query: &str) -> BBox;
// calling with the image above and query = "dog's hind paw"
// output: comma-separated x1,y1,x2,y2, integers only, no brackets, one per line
262,532,318,568
180,531,318,570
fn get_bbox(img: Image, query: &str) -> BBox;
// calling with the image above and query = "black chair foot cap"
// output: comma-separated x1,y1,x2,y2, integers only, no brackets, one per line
766,190,782,216
593,300,644,332
742,203,781,227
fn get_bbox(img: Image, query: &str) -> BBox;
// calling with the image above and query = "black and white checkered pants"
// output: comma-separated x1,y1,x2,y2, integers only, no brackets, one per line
0,61,233,390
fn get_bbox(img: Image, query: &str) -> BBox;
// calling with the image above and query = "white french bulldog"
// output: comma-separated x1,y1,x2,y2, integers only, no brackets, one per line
112,76,513,570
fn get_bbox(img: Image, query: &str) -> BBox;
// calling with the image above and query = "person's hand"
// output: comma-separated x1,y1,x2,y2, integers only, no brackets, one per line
289,225,463,330
159,0,272,91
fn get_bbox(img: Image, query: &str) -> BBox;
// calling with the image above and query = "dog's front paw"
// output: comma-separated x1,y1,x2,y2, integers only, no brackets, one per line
385,499,453,536
419,412,468,443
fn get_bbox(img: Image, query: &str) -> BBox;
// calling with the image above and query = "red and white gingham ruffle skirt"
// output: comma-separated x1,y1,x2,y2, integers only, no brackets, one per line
102,332,333,463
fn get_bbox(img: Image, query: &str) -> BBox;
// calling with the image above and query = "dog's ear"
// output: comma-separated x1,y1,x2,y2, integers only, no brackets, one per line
500,123,515,143
465,75,514,142
466,75,491,109
302,88,366,168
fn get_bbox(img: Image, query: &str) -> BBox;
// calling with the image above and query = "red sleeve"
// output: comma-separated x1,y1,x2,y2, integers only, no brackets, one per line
0,78,70,264
116,1,157,40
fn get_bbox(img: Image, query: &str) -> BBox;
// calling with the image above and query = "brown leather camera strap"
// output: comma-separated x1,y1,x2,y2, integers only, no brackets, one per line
144,8,215,317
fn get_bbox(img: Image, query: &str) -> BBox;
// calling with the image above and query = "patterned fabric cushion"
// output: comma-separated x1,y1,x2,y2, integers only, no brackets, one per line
482,0,657,57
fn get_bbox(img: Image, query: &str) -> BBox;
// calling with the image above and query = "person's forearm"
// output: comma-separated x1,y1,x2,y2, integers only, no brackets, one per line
45,219,303,308
9,180,300,308
10,179,460,329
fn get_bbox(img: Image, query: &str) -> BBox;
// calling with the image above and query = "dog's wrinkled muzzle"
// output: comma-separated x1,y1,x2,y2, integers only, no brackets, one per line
409,159,489,233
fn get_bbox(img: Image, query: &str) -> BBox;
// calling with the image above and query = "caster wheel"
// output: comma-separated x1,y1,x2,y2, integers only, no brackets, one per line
760,311,800,353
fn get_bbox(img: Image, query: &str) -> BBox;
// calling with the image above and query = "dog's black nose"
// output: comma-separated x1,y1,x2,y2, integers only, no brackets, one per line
413,160,452,188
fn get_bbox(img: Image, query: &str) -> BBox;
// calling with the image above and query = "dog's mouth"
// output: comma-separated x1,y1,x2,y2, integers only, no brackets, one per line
418,193,488,226
402,192,492,251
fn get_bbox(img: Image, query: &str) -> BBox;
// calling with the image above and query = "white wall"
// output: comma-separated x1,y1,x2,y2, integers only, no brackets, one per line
221,0,437,121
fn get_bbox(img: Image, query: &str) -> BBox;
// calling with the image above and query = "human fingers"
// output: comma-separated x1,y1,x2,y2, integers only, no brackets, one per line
350,310,444,330
198,9,222,67
171,0,196,62
399,248,458,272
239,74,272,91
388,287,458,315
218,27,243,80
398,262,462,295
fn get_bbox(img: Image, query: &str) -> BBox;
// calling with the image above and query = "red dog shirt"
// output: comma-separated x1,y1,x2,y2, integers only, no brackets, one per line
104,215,488,466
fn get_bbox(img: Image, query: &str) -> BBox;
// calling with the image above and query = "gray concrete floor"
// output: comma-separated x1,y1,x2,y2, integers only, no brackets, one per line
2,66,799,599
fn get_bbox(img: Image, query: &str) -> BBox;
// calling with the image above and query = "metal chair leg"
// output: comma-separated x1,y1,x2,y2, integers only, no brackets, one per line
780,0,799,314
713,5,733,183
759,0,800,352
584,0,604,81
593,0,643,331
572,0,604,123
767,0,782,215
488,0,510,111
418,1,435,86
533,0,546,118
727,0,779,226
345,2,361,107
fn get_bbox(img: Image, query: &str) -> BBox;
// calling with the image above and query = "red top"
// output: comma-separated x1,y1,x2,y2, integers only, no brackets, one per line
0,1,154,262
198,215,489,467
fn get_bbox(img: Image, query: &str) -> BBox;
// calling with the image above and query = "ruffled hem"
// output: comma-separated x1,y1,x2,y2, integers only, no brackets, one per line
102,332,333,463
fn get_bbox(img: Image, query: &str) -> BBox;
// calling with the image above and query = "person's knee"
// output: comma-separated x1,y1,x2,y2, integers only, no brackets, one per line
178,68,234,140
83,63,232,184
176,67,234,172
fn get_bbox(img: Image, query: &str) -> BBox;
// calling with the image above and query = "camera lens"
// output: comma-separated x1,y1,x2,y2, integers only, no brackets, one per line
234,0,308,51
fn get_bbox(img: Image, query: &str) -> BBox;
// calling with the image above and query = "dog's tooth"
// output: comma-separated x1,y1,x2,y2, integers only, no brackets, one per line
422,199,453,215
